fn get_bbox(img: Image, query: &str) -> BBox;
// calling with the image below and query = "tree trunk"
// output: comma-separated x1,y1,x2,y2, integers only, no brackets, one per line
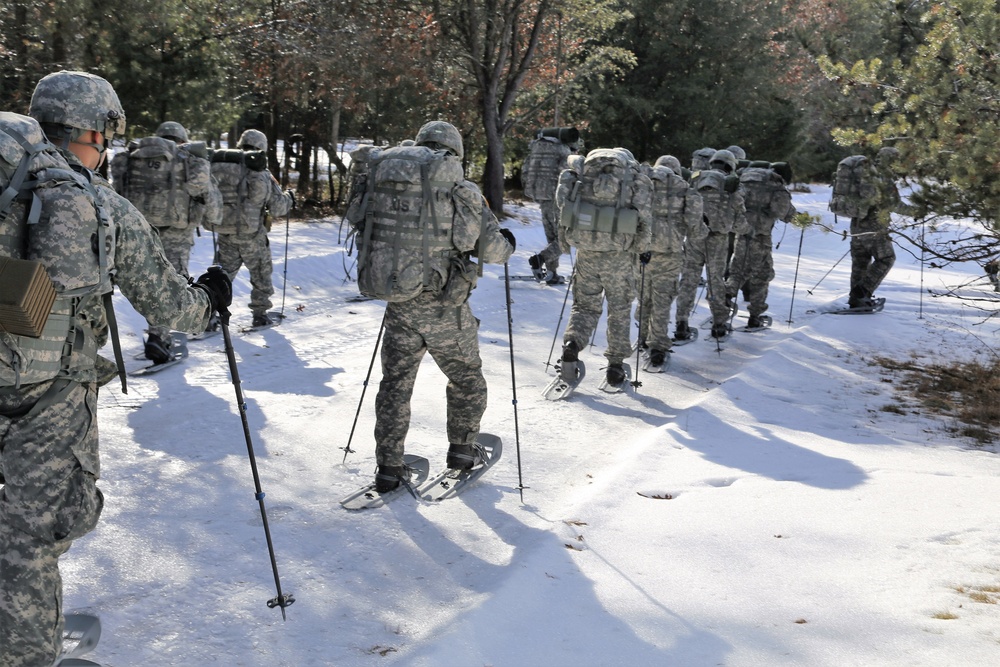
481,94,505,217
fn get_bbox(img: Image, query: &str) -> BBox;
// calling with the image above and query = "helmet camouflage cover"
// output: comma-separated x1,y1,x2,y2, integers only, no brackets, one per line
29,70,126,140
709,149,738,174
654,155,682,174
155,121,189,143
237,129,267,151
414,121,463,160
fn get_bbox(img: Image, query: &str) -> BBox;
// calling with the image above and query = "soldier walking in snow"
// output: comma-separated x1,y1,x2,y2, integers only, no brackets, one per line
345,121,514,492
0,70,231,667
637,155,704,367
112,120,222,361
554,147,652,391
522,128,577,284
210,129,294,328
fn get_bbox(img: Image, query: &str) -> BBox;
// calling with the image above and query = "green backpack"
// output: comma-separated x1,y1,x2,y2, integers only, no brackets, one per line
830,155,877,219
349,145,465,302
0,112,115,388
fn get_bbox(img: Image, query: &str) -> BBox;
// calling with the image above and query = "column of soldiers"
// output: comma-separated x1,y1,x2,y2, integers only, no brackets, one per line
522,135,797,397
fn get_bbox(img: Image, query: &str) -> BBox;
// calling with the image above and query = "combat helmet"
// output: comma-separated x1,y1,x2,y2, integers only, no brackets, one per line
237,129,268,151
876,146,900,166
156,121,189,144
415,121,463,159
654,155,682,175
691,147,716,171
29,70,126,141
709,149,738,174
725,145,746,161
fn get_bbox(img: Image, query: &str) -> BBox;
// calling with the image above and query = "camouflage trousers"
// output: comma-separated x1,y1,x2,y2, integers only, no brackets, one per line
375,293,487,468
725,235,775,318
535,200,562,274
148,226,196,341
637,250,684,352
217,229,274,316
676,232,731,326
850,230,895,296
0,379,103,667
564,249,635,365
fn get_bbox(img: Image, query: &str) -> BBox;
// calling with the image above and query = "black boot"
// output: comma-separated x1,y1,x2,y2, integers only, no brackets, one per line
606,364,626,387
144,332,173,364
848,285,871,309
375,464,406,493
711,323,729,339
674,321,692,341
447,443,484,470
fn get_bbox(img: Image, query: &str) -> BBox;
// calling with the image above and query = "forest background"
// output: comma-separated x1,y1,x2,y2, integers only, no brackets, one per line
1,0,998,230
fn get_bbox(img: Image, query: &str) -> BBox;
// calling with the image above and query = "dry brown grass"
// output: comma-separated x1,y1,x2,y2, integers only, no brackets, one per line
873,355,1000,445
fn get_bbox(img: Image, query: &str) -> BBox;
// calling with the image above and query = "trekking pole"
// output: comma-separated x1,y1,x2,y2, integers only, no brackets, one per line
631,260,645,390
278,209,290,320
342,311,386,463
544,254,576,371
786,225,805,325
503,263,527,501
806,248,850,295
219,307,294,619
918,218,925,319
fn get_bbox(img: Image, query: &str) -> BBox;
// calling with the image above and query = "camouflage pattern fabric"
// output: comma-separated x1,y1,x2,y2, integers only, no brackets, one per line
0,152,211,666
210,166,291,236
147,226,197,341
638,250,685,352
372,201,513,468
849,167,906,296
217,228,274,317
536,199,562,273
675,231,732,327
726,235,775,318
0,379,100,667
375,295,486,467
563,249,636,365
522,138,570,202
850,212,896,296
212,170,289,315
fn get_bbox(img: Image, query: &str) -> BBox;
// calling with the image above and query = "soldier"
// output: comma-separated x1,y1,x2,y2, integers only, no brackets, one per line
638,155,704,366
113,120,222,361
346,121,514,491
522,128,576,283
726,162,794,328
674,149,748,340
847,146,912,308
0,70,231,667
211,129,294,328
555,147,652,390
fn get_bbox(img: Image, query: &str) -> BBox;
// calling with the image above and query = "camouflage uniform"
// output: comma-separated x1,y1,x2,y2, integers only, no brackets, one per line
1,71,212,667
849,154,907,302
373,185,513,468
522,136,572,276
638,160,704,354
113,127,221,343
726,168,794,320
213,130,292,321
675,158,748,333
352,121,514,472
556,150,653,367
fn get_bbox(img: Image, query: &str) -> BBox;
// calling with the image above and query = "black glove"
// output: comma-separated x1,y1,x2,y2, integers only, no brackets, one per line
639,251,651,265
499,228,516,252
286,190,297,210
194,266,233,324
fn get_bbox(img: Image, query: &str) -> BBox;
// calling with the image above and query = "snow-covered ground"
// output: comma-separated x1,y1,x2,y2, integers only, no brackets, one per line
62,185,1000,665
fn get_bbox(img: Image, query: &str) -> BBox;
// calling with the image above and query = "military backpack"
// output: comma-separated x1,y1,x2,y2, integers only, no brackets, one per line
739,163,792,236
0,112,114,388
829,155,877,219
693,168,741,234
346,145,471,302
